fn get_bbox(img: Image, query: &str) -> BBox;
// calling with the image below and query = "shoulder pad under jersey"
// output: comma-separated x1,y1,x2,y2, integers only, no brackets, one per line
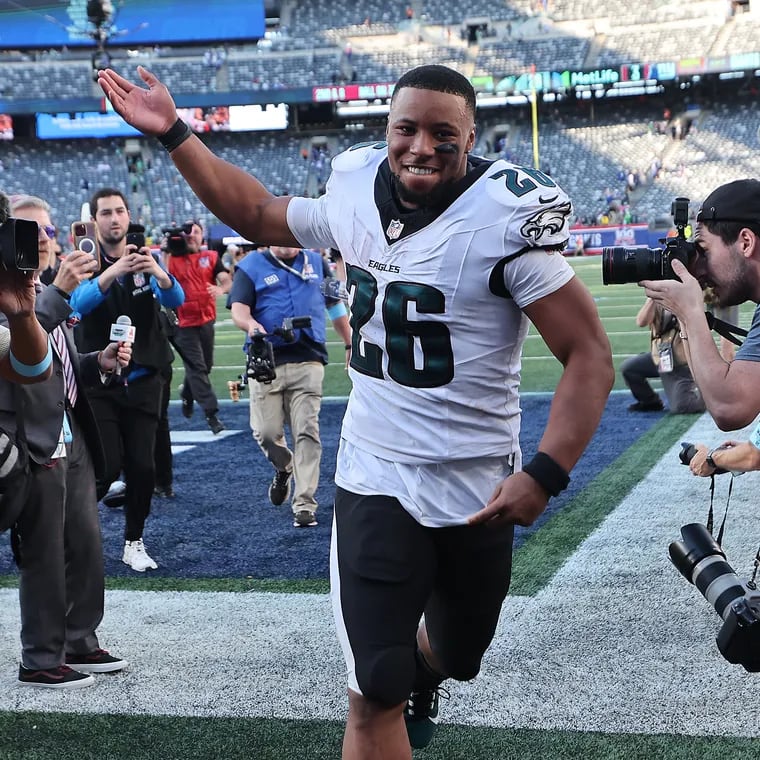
331,141,388,173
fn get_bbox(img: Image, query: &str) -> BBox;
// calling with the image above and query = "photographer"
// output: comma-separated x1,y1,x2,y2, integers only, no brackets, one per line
643,179,760,431
621,296,704,413
686,419,760,477
164,219,231,434
229,245,350,528
70,187,184,572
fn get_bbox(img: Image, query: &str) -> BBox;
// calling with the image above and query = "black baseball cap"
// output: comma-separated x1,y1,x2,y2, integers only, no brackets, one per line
696,179,760,225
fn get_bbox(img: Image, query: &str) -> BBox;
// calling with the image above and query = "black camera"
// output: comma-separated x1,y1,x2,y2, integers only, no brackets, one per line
0,217,39,272
602,197,696,285
678,441,727,474
161,224,192,255
669,522,760,672
245,316,312,384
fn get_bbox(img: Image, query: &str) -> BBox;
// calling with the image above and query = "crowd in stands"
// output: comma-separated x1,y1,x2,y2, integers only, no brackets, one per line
1,88,757,242
0,0,758,234
0,0,752,97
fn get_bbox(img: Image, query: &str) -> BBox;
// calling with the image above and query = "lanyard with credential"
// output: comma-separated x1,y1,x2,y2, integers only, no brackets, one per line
265,250,311,282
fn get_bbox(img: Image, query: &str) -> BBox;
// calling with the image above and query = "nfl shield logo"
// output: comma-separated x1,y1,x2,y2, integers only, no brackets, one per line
133,273,145,288
386,219,404,240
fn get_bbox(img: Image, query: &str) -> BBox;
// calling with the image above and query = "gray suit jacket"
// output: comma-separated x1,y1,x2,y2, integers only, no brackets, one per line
0,285,106,476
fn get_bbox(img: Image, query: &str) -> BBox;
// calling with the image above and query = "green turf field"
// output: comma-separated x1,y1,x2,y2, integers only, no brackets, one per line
181,256,754,399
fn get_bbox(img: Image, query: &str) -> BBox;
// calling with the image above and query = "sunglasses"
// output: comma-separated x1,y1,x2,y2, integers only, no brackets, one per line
37,223,56,239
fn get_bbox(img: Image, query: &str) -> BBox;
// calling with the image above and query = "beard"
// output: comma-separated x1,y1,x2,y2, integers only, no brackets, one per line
712,250,753,307
101,229,126,246
391,172,458,211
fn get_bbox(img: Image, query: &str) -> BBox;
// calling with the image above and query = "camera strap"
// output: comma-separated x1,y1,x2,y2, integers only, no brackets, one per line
705,311,748,347
705,473,733,545
747,545,760,590
705,472,760,589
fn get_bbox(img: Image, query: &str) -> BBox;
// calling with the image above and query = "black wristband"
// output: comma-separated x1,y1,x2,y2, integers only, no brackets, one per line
157,117,193,153
345,344,351,350
522,452,570,498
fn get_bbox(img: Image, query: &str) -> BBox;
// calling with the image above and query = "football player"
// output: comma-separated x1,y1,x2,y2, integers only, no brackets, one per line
99,62,614,759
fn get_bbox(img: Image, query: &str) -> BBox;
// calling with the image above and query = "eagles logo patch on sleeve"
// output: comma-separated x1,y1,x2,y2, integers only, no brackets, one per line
520,202,572,247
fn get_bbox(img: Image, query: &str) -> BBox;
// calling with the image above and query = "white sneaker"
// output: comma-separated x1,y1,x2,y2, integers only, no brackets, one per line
122,539,158,572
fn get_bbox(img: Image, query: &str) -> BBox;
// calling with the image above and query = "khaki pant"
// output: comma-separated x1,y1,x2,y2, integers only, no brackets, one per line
248,361,324,513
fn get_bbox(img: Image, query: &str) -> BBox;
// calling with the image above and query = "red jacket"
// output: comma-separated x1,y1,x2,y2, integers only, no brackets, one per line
168,249,219,327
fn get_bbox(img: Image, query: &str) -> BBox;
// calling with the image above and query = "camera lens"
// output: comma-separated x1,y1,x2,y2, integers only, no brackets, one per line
602,246,664,285
669,523,746,619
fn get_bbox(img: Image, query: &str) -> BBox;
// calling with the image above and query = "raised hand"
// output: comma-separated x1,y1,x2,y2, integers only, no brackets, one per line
52,250,99,295
97,66,178,136
0,269,36,318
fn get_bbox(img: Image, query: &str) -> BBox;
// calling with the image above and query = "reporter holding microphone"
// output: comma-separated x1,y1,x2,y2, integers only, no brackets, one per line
70,187,184,572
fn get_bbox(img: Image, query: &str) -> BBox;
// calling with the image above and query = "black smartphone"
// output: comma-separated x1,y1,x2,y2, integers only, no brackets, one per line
126,223,146,250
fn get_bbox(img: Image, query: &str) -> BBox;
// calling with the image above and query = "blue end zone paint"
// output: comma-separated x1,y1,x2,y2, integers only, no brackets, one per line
0,395,662,579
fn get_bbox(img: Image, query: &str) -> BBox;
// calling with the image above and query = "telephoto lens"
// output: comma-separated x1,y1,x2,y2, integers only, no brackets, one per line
669,523,746,620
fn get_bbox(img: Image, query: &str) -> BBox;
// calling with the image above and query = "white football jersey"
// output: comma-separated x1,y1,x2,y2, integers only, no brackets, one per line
287,144,574,467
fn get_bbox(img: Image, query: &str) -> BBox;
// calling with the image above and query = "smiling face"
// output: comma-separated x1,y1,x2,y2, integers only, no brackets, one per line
693,224,755,307
386,86,475,210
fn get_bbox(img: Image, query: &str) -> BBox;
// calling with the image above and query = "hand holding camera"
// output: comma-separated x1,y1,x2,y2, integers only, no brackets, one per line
244,316,312,384
0,269,36,319
641,259,706,328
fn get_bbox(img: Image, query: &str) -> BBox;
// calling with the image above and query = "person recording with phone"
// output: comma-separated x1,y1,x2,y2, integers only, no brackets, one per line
5,194,131,688
229,244,351,528
69,187,184,572
642,179,760,432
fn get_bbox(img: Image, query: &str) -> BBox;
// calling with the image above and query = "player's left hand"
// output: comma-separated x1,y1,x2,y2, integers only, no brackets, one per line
468,471,549,527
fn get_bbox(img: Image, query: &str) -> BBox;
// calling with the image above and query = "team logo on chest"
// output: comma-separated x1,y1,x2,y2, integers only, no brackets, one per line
386,219,404,240
132,272,146,288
